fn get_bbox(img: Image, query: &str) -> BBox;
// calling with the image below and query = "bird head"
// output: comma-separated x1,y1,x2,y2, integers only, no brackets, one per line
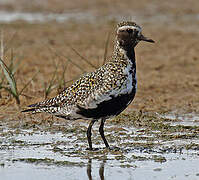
116,21,154,49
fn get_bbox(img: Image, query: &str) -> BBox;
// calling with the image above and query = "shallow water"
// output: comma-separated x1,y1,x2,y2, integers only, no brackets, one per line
0,114,199,180
0,11,94,23
160,112,199,126
0,10,199,27
1,156,199,180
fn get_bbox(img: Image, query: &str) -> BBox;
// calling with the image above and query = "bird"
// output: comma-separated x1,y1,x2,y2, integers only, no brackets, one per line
22,21,154,150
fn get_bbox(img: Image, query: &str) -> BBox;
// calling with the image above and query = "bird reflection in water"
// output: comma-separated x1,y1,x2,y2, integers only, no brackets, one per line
87,158,106,180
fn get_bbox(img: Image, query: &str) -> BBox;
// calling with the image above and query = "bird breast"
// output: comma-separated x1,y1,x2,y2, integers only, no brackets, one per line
121,61,137,94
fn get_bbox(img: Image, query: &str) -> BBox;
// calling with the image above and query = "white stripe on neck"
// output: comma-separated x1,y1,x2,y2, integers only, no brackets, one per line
118,25,141,32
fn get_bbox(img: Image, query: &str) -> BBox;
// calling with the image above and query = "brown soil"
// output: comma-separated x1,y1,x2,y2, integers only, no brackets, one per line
0,0,199,125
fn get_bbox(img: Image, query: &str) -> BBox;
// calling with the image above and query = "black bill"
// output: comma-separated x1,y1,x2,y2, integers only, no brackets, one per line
138,34,155,43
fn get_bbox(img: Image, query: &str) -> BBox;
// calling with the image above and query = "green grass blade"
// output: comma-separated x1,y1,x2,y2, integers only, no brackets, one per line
57,61,68,91
43,62,58,98
8,49,23,75
66,44,97,69
4,31,17,54
0,58,18,98
3,86,20,104
47,46,86,73
19,70,39,95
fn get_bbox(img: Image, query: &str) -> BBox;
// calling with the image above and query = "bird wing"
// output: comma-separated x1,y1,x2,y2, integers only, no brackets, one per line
76,65,131,110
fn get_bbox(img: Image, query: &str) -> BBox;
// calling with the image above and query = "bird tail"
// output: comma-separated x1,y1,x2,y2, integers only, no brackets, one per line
21,92,64,114
21,108,37,113
21,99,61,114
21,102,43,113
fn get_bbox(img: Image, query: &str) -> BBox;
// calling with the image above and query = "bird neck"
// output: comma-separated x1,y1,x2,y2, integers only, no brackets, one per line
113,41,136,63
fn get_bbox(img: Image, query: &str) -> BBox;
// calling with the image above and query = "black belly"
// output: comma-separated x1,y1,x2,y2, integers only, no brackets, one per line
76,91,136,119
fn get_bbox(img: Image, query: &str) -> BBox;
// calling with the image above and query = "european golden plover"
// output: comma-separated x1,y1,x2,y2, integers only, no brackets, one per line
22,21,154,150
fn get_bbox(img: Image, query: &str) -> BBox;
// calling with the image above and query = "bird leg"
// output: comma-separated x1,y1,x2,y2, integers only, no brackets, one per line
87,120,95,150
99,118,110,149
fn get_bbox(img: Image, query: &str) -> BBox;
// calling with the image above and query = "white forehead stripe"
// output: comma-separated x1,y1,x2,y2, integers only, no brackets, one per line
118,25,142,32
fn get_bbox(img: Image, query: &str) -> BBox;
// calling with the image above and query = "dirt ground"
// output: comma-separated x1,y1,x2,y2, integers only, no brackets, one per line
0,0,199,125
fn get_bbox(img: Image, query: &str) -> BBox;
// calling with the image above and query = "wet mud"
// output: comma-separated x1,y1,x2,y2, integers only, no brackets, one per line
1,112,199,179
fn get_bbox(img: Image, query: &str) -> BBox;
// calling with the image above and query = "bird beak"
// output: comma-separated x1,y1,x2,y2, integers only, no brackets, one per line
138,34,155,43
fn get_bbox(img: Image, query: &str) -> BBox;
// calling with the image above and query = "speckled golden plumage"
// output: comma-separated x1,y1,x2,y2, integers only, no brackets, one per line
22,21,154,150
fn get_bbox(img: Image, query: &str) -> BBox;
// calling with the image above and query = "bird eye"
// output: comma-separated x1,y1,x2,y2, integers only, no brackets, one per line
126,29,133,33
